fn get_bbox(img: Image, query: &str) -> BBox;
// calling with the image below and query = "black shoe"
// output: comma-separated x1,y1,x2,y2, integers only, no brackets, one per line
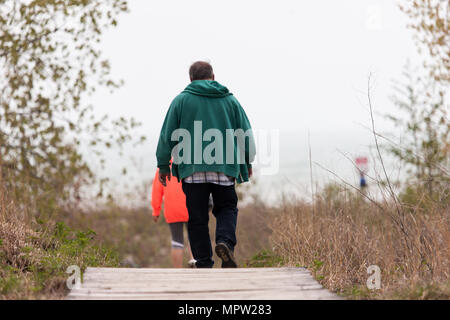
215,243,237,268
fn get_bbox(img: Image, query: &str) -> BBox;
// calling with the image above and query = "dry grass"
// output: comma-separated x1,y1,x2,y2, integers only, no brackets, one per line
62,197,275,268
0,185,118,299
270,184,450,299
61,205,173,268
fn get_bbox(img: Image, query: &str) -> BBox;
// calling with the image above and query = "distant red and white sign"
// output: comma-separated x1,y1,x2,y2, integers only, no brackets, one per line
355,156,368,173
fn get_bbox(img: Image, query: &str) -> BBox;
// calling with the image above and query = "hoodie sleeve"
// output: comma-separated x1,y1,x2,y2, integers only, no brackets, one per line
236,102,256,167
156,97,181,173
151,169,164,217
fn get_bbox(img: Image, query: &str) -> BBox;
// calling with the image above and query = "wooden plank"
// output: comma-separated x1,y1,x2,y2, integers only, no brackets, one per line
67,289,338,300
81,267,312,278
67,293,339,300
67,267,340,300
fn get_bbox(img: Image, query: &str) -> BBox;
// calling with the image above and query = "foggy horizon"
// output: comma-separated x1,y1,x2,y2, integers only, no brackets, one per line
86,0,422,203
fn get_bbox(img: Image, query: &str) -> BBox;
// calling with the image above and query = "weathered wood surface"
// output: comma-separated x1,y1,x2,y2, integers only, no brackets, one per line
66,267,340,300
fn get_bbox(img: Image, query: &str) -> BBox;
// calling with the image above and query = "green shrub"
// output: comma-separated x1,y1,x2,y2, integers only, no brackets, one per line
0,219,119,299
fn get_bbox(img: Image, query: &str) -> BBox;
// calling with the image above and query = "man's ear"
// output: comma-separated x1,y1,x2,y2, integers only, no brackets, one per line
190,76,193,82
212,74,215,80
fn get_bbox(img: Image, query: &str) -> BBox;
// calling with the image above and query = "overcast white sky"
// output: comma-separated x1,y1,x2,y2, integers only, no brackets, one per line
88,0,420,202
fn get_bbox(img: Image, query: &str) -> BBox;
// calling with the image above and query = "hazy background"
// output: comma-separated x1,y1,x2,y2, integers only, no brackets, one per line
87,0,420,203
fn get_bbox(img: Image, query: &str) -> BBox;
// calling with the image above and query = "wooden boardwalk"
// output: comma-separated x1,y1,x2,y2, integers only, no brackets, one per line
67,267,340,300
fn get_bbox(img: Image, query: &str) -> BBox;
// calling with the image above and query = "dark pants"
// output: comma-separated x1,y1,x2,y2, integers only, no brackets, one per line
181,182,238,268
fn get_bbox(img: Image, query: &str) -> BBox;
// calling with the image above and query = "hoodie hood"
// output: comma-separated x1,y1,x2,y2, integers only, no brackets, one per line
182,80,232,98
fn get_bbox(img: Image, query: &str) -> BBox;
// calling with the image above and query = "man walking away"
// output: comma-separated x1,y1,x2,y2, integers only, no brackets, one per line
156,61,255,268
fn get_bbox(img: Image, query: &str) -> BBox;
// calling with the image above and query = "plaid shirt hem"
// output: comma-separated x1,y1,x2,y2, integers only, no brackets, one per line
183,171,235,186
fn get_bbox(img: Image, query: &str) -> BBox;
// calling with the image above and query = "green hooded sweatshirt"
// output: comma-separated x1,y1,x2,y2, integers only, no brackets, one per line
156,80,255,183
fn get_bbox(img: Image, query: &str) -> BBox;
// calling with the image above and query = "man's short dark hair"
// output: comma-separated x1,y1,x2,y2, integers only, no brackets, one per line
189,61,214,81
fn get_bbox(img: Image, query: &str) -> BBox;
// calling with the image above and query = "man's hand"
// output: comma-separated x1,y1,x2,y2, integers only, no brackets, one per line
153,215,159,223
159,171,171,187
248,167,253,178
